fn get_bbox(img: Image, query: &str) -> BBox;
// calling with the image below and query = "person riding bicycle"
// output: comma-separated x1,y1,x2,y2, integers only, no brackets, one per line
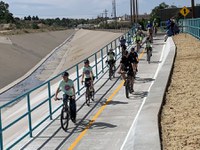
134,31,142,52
55,71,76,123
146,21,153,42
81,59,95,92
146,36,152,63
106,48,116,70
129,47,139,73
118,50,135,92
120,36,127,55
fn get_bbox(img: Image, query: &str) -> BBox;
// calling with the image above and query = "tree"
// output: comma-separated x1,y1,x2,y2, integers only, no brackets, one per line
150,2,169,21
0,1,14,23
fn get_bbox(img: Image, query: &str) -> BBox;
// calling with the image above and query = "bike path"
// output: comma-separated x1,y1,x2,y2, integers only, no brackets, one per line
14,36,165,150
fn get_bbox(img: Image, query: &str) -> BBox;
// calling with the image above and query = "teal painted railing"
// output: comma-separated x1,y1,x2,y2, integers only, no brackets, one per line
179,18,200,39
0,27,136,149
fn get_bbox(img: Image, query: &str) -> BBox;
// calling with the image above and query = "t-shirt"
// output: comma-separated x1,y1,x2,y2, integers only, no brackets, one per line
107,52,115,61
83,66,93,78
146,41,151,48
120,39,126,45
128,52,138,63
59,79,74,96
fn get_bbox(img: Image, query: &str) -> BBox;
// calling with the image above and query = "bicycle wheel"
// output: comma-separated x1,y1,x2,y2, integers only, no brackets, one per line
125,80,129,98
60,106,69,131
109,65,112,80
85,88,90,106
147,50,151,64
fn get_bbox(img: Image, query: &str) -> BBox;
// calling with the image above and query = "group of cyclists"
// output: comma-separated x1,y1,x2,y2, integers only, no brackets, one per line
54,21,155,124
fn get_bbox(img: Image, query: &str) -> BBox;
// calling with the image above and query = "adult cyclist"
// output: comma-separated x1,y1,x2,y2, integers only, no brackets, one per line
81,59,95,92
129,47,138,73
118,51,135,93
55,71,76,123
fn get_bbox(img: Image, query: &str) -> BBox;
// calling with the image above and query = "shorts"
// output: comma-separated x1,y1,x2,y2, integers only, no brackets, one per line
121,44,127,50
108,59,116,65
121,65,134,77
85,77,95,87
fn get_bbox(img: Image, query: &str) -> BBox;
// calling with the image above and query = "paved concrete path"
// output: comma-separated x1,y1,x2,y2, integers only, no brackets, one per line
13,36,165,150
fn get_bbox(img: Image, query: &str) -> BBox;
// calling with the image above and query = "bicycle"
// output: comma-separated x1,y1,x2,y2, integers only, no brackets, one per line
146,47,152,64
57,95,76,131
119,68,135,98
85,80,95,106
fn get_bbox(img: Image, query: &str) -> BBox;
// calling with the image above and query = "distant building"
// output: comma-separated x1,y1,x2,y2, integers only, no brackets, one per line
158,6,200,21
120,13,150,21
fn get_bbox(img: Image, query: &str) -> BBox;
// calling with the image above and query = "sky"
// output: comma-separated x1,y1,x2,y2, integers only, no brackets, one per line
3,0,200,19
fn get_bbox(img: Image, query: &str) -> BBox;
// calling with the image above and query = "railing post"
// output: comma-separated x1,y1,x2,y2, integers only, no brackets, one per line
111,42,113,49
0,110,3,150
76,65,80,95
106,45,108,54
95,53,98,79
27,94,33,137
115,39,117,49
48,82,53,120
101,49,104,73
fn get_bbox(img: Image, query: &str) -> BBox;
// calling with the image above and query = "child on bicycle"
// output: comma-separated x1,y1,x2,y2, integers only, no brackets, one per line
55,71,76,123
81,59,95,92
118,50,135,92
106,48,116,71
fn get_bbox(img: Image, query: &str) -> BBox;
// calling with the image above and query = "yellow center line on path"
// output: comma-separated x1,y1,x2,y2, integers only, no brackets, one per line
68,49,145,150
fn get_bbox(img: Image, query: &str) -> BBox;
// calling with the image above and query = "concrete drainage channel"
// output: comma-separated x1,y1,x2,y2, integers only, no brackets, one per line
0,31,76,105
120,37,176,150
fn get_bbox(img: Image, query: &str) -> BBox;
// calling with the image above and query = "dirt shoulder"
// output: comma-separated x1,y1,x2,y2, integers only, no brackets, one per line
161,34,200,149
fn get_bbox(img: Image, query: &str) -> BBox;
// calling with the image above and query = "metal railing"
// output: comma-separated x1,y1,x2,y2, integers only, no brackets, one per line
179,18,200,39
0,27,136,149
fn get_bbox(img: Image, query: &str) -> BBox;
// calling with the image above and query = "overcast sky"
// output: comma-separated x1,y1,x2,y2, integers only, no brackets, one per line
3,0,200,19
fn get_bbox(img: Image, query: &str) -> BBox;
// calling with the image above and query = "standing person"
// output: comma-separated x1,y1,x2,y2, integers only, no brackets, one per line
55,71,76,123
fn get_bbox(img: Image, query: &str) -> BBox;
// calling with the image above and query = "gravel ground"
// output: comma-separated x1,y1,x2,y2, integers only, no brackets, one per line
161,34,200,150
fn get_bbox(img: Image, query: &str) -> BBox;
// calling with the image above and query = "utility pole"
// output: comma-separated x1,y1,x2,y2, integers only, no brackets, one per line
112,0,117,20
104,9,108,18
130,0,133,24
132,0,136,23
135,0,138,23
191,0,195,18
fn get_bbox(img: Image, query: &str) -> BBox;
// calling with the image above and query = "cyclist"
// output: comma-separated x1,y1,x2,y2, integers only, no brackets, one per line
81,59,95,92
55,71,76,123
146,21,153,43
106,48,116,71
118,50,135,92
145,36,152,62
134,31,142,52
129,47,139,73
120,36,127,55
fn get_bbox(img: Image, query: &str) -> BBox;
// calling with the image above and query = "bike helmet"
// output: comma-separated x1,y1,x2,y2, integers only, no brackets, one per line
84,59,89,64
62,71,69,77
131,47,135,51
109,48,113,52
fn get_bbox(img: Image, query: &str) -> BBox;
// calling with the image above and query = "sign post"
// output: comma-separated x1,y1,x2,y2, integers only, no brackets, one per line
180,6,190,37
